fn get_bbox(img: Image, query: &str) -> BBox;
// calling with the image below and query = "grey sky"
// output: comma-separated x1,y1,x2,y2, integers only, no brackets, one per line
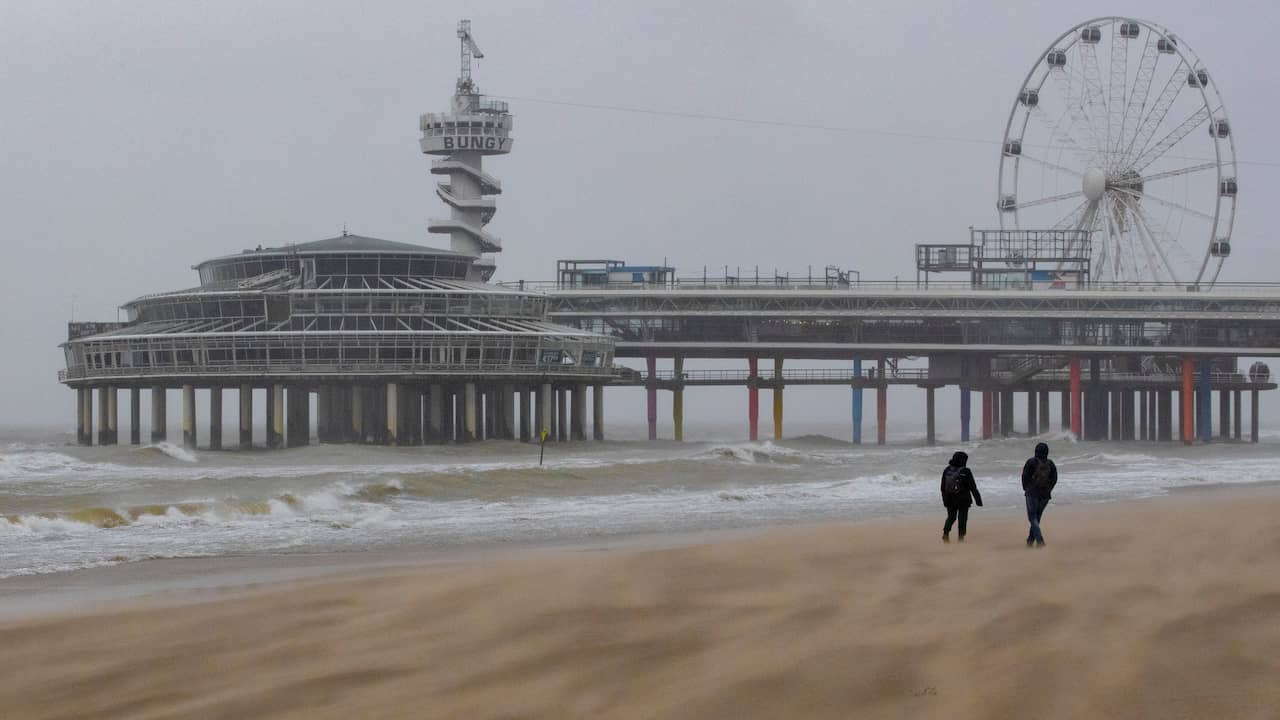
3,0,1278,429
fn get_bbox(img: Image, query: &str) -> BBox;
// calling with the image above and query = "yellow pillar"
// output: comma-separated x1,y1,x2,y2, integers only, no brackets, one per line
773,357,784,440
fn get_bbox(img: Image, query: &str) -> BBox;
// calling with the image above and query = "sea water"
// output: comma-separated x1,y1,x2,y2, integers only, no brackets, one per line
2,425,1276,579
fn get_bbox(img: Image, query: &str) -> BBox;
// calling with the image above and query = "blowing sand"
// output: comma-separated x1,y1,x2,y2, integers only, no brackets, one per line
3,489,1280,719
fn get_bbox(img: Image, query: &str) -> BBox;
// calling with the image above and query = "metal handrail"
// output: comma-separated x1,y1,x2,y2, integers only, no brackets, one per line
499,279,1280,296
60,361,616,382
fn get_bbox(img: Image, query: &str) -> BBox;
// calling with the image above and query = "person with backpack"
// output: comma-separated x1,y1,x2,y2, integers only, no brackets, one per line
1021,442,1058,547
940,451,982,543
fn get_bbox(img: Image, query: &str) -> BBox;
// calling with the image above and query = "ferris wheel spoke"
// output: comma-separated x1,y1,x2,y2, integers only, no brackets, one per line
1108,22,1129,159
1131,106,1212,172
1131,198,1200,284
1050,198,1092,230
1140,161,1218,184
1111,187,1216,223
1017,153,1085,178
1119,34,1161,158
1016,190,1086,210
1078,41,1111,156
1050,68,1103,154
1119,58,1189,168
1118,194,1178,283
1028,106,1097,167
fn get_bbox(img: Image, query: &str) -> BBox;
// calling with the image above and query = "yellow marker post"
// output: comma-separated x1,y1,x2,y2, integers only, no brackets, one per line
539,428,550,465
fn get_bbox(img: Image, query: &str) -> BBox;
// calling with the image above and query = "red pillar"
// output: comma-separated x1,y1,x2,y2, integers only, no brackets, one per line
646,354,657,441
747,356,759,441
1069,356,1082,438
1181,356,1194,445
981,390,993,440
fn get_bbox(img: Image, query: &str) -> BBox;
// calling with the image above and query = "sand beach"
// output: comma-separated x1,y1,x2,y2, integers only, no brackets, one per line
2,486,1279,719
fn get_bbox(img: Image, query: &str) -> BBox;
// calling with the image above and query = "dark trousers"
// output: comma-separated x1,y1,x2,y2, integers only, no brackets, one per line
1026,495,1050,543
944,506,969,537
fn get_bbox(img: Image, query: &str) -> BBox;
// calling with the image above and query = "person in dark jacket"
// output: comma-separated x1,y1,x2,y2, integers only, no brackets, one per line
940,451,982,543
1021,442,1058,547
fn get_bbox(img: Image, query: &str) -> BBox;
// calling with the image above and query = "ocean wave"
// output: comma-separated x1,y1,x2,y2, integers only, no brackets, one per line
134,442,199,463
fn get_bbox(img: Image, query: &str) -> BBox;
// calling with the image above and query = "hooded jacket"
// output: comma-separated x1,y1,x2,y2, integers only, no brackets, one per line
941,451,982,509
1021,442,1058,499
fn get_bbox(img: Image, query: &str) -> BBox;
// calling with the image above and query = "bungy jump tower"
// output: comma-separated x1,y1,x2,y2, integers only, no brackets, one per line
59,20,616,449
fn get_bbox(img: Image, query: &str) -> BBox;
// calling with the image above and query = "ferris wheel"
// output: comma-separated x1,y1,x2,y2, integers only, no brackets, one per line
997,17,1237,287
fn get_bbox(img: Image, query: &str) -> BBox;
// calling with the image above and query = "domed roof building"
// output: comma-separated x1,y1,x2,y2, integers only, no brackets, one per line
60,22,614,449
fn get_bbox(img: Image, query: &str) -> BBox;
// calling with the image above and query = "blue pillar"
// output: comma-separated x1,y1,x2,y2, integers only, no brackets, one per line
960,386,971,442
1198,358,1212,443
852,358,863,444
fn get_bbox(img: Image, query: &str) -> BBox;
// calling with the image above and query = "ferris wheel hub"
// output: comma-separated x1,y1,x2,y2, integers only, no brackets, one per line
1082,167,1107,202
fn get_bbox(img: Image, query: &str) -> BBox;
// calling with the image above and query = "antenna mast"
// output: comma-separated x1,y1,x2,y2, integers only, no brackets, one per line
456,19,484,95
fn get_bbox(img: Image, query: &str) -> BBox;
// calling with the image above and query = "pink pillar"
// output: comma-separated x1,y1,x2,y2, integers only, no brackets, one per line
748,356,759,441
646,354,657,441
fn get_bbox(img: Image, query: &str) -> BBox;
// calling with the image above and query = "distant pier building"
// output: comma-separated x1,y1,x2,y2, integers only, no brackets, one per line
60,21,614,448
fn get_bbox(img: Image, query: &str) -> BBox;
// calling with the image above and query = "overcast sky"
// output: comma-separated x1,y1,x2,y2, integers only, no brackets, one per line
3,0,1278,430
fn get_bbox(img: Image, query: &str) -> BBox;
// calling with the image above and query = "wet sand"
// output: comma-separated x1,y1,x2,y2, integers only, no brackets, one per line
3,489,1280,719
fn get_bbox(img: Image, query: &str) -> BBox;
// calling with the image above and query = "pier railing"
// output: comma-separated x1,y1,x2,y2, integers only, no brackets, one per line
499,279,1280,296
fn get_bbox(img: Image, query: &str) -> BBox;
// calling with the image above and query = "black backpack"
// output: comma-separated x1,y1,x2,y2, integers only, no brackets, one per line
1032,459,1053,493
943,466,966,500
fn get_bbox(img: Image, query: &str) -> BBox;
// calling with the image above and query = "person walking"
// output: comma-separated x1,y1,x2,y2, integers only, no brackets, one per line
941,451,982,543
1021,442,1058,547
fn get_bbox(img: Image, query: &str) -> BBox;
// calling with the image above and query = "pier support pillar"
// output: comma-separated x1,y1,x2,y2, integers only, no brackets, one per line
1157,390,1172,442
1026,390,1038,436
287,386,310,447
538,383,551,440
1069,358,1082,438
267,385,283,448
151,386,167,443
772,357,784,441
1251,389,1260,443
557,389,568,443
99,386,117,446
1233,389,1242,441
427,385,444,443
1181,357,1194,444
851,358,863,444
503,384,517,440
518,387,532,442
462,382,477,442
570,384,586,441
1039,390,1050,433
925,387,936,446
1198,359,1212,443
351,386,365,443
1122,390,1135,441
182,384,196,449
1219,389,1230,441
316,387,331,443
981,390,993,440
1060,391,1070,432
208,387,222,450
1110,390,1122,441
386,383,400,445
646,355,658,441
592,384,605,441
673,356,685,442
77,387,92,445
484,388,496,441
876,358,887,446
1139,391,1148,442
1000,390,1014,438
959,386,971,443
239,385,252,449
748,356,760,442
129,388,141,445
